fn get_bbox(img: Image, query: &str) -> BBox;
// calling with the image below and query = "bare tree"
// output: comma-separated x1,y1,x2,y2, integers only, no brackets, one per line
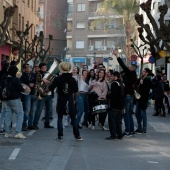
0,5,17,47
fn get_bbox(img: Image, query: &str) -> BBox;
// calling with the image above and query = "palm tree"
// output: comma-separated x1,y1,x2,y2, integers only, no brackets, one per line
91,0,139,63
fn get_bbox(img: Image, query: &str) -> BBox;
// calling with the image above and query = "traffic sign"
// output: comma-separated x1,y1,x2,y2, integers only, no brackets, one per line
148,56,155,64
131,55,137,61
130,61,137,65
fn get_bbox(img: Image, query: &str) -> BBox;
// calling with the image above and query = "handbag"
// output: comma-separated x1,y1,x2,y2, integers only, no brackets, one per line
134,90,141,99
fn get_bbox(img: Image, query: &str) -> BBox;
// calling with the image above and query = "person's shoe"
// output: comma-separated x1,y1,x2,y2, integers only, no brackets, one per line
78,124,83,129
32,126,39,130
57,136,63,142
123,132,132,137
44,124,54,128
14,133,26,139
4,133,13,138
41,117,45,121
117,136,123,140
160,114,166,117
105,136,117,140
76,136,84,141
101,126,109,131
134,129,142,134
152,114,158,116
0,130,5,135
27,126,34,130
44,122,54,128
88,124,92,129
64,122,69,127
142,129,146,133
91,126,95,130
50,116,53,120
22,127,27,131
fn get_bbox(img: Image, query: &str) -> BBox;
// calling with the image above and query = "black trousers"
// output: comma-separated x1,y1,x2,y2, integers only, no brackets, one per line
155,97,165,115
108,108,122,138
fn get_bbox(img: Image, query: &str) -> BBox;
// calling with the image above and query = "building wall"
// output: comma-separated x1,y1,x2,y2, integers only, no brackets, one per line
37,0,67,61
66,0,125,69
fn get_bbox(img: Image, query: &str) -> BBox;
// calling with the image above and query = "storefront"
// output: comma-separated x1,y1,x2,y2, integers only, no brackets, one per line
72,57,86,68
0,44,11,69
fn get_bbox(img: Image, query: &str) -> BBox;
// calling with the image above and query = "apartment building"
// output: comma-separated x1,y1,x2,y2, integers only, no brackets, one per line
0,0,14,67
37,0,67,61
139,0,170,80
66,0,126,69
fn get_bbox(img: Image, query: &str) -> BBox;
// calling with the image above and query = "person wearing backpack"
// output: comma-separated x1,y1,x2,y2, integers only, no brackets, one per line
48,62,83,141
1,66,27,139
106,71,124,140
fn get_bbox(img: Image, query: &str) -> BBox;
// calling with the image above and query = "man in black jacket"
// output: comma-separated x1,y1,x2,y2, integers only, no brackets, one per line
113,50,137,137
20,63,36,131
135,68,152,133
106,71,124,140
48,62,83,141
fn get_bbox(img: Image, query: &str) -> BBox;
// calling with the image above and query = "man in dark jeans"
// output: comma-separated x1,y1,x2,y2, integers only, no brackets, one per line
106,71,124,140
48,62,83,141
113,50,137,137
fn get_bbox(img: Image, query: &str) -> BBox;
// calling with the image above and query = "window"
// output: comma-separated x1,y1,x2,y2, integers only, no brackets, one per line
107,40,113,49
28,0,30,7
68,3,73,14
31,0,33,11
96,2,102,12
76,41,84,49
152,2,156,9
95,41,102,50
107,22,117,29
22,16,24,31
19,14,21,31
77,4,86,12
95,23,102,30
76,22,85,29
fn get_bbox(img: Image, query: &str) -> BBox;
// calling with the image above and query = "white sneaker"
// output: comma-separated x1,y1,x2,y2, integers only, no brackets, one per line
14,133,26,139
102,126,108,131
64,122,68,127
91,126,95,130
88,124,92,129
5,133,13,138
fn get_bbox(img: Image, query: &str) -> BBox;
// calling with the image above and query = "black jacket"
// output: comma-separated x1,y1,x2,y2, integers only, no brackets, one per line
20,72,36,95
1,76,24,100
117,57,137,95
110,79,124,110
48,73,78,96
152,79,164,99
136,76,152,109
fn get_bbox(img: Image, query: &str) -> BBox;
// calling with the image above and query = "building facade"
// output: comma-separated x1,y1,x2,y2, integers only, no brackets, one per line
37,0,67,63
0,0,14,68
66,0,126,69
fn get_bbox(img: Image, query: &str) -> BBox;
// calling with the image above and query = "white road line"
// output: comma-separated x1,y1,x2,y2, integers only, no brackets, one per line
9,148,21,160
147,161,159,164
27,130,36,136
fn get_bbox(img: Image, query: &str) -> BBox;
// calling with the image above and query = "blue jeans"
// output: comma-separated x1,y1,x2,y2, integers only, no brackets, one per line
57,95,80,138
135,100,147,130
0,101,7,131
33,95,53,126
22,95,36,127
76,93,89,124
5,99,23,134
124,95,134,133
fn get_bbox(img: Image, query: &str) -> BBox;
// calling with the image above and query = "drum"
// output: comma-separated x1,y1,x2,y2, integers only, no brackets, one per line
21,83,31,95
92,99,109,114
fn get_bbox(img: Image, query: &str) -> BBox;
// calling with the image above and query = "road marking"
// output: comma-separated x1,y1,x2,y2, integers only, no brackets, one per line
147,161,159,164
9,148,21,160
27,130,36,136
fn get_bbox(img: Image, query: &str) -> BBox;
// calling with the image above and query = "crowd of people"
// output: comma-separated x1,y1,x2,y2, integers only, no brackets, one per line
0,50,170,141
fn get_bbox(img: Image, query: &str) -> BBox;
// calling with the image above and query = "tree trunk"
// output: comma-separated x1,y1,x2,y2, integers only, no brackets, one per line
139,58,143,77
126,23,132,66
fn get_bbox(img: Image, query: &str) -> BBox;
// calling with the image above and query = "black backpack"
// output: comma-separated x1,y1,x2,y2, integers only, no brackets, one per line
1,77,12,99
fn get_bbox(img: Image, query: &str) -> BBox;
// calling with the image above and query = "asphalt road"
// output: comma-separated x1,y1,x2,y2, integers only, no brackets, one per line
0,101,170,170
